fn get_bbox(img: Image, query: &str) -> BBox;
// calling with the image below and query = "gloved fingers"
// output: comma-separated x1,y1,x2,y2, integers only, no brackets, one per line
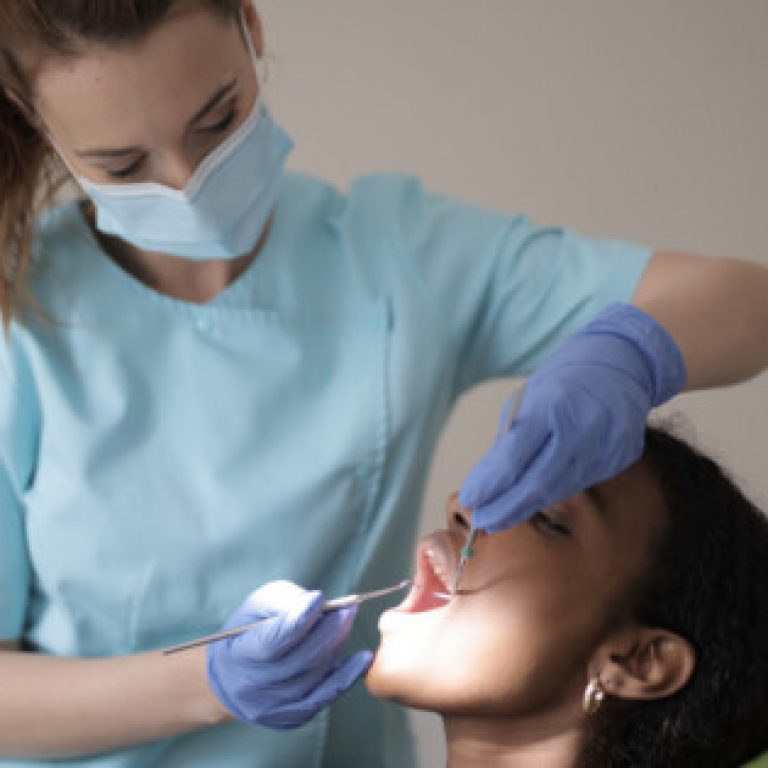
258,650,374,731
222,580,323,628
472,432,574,532
253,643,370,723
474,398,652,533
459,415,551,512
245,606,359,686
240,580,324,621
304,648,373,704
494,389,527,441
230,584,325,661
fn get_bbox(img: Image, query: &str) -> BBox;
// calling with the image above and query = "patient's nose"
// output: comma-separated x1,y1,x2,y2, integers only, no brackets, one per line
445,491,473,532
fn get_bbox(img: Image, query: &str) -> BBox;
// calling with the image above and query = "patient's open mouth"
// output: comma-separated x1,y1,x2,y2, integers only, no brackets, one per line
396,532,459,613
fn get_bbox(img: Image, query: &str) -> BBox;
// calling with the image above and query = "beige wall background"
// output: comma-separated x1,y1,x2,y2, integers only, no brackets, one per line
255,2,768,764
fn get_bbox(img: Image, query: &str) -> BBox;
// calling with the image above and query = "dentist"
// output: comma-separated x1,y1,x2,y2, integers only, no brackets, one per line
1,2,767,767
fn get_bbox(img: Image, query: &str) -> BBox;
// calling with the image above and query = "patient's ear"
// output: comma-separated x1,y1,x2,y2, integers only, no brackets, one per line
588,624,696,702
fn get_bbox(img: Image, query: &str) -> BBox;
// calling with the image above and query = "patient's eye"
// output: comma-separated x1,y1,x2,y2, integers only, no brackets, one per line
531,511,571,537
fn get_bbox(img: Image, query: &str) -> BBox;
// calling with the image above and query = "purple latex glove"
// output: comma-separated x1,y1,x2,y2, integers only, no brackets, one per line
460,303,687,532
207,580,373,730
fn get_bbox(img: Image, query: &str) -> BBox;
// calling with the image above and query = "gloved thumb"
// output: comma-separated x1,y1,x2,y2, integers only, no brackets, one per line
315,650,374,702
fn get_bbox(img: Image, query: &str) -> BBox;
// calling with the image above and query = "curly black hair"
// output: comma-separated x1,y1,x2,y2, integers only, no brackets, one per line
578,424,768,767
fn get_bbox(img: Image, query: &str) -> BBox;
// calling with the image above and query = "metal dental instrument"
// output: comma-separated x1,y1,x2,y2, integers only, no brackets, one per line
162,579,411,655
447,382,527,599
448,527,479,598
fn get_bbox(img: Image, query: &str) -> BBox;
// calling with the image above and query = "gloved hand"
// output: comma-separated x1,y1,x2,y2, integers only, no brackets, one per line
459,303,687,532
207,580,373,730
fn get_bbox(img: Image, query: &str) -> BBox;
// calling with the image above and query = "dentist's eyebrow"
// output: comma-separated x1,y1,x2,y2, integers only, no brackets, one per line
75,77,238,159
186,77,238,127
75,145,142,159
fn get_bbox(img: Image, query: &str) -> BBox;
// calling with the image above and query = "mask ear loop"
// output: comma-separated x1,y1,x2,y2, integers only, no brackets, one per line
43,126,81,184
239,6,269,85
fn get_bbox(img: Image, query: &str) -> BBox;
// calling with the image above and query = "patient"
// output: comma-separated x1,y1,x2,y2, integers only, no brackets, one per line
366,425,768,767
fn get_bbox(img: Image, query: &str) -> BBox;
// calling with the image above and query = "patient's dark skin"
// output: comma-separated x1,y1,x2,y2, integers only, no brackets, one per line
366,460,696,768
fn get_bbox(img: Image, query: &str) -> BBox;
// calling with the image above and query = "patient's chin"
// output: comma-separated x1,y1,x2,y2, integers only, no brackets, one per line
365,668,436,710
364,643,435,708
365,629,582,719
365,655,507,716
364,639,470,713
364,645,408,700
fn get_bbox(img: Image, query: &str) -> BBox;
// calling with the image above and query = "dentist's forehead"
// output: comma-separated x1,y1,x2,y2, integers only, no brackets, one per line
34,8,245,149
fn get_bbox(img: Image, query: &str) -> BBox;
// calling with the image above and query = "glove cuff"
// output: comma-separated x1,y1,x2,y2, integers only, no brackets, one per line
206,645,250,724
578,303,687,406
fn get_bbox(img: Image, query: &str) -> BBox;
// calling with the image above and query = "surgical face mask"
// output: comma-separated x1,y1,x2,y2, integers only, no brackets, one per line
66,15,293,261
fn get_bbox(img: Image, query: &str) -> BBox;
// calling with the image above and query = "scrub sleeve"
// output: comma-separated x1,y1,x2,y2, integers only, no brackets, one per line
0,171,650,768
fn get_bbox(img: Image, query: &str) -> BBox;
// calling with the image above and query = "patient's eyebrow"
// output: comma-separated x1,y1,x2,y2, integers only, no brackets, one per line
584,485,606,516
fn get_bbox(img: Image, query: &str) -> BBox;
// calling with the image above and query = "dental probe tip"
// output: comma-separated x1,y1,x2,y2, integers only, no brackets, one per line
450,527,479,598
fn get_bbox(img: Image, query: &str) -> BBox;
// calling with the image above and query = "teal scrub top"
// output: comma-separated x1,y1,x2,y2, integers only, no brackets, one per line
0,171,650,767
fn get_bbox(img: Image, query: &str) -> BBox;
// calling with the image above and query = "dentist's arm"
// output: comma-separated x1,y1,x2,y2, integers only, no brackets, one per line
460,251,768,532
0,582,370,758
633,250,768,388
0,641,227,758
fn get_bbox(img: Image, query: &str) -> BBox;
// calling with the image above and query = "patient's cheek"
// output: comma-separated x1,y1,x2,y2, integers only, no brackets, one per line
366,607,479,706
366,580,600,715
365,604,556,714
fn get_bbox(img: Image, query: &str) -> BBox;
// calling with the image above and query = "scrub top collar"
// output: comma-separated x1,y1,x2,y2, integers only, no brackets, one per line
68,197,281,313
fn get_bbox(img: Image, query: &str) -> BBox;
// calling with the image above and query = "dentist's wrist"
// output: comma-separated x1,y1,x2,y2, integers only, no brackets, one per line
179,645,235,727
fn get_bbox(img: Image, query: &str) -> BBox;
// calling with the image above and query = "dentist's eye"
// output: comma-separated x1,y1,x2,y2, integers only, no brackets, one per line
106,157,145,179
201,107,237,134
531,511,571,537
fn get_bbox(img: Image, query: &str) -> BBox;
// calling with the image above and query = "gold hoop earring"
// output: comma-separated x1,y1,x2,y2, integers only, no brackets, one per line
582,678,606,715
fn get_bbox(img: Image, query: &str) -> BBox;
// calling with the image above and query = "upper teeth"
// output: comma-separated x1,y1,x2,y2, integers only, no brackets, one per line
426,548,452,590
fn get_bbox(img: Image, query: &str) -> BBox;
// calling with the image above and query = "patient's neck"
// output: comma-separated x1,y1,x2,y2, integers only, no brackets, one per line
443,711,583,768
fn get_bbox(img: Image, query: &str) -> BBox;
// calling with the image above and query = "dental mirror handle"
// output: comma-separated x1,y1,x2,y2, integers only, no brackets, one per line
323,579,411,610
162,579,411,655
